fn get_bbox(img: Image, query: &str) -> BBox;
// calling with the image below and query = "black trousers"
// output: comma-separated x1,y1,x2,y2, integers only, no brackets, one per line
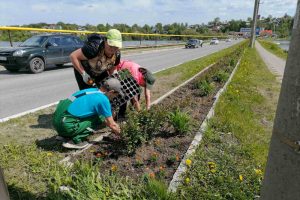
118,94,141,118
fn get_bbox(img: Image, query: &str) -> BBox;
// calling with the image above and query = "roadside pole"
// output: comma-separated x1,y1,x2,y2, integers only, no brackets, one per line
250,0,260,48
0,168,9,200
261,1,300,199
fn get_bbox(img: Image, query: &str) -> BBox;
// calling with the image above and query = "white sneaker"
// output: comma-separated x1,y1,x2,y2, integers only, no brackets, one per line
62,140,89,149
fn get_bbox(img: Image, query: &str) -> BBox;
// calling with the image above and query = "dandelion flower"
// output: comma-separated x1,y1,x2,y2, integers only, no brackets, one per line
185,177,190,184
239,175,243,181
111,165,118,172
47,152,53,157
186,159,192,167
254,169,263,175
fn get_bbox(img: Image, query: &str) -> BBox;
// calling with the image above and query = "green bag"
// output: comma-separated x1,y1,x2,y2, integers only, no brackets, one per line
52,99,105,144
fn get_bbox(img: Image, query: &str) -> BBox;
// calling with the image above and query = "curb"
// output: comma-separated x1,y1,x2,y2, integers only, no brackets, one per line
0,101,59,123
152,64,214,105
168,57,242,192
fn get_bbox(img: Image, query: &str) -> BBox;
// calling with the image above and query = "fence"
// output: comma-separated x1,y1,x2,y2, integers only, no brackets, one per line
0,26,227,47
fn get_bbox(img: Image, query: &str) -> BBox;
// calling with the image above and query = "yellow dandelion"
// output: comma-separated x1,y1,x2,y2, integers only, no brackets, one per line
47,152,53,157
185,159,192,167
207,162,216,170
239,175,243,181
185,177,190,184
111,165,118,172
254,169,263,175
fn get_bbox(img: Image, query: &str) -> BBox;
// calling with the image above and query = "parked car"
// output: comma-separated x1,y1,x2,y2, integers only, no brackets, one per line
185,39,203,48
0,34,84,73
225,38,232,42
210,38,219,45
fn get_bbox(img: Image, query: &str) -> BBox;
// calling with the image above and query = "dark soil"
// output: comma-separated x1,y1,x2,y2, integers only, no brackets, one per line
73,63,234,183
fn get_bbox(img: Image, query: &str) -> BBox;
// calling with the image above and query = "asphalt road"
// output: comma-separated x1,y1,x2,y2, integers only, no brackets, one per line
0,40,242,119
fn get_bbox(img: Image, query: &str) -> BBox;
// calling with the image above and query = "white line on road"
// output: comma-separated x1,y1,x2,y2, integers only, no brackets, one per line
0,101,59,122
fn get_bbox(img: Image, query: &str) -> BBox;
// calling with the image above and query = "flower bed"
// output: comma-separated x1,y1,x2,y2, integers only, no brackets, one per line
72,45,245,184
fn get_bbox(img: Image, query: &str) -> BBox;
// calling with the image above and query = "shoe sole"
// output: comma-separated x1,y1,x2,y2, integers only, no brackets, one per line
62,142,89,149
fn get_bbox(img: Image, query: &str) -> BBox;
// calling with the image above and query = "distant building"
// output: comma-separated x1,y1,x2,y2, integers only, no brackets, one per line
42,24,62,30
260,30,273,36
77,26,86,31
240,27,262,37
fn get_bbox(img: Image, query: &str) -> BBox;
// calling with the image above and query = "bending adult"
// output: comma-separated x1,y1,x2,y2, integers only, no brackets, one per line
117,60,156,116
70,29,122,90
52,78,123,149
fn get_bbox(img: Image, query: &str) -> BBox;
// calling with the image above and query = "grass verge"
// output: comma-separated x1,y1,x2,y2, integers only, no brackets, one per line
258,40,287,60
176,47,280,199
152,40,248,100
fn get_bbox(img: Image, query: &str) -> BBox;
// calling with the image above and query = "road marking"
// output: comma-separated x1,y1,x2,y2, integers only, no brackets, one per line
0,101,59,122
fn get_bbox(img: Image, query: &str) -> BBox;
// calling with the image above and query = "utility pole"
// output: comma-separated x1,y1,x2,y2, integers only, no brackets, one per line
261,1,300,199
250,0,260,48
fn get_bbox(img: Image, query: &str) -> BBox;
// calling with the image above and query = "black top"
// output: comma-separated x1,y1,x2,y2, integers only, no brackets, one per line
81,33,121,79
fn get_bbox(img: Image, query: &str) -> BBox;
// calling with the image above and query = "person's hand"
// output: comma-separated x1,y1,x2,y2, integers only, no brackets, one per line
81,71,94,85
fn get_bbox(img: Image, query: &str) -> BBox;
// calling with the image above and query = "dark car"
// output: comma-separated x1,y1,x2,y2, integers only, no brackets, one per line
185,39,203,48
0,34,83,73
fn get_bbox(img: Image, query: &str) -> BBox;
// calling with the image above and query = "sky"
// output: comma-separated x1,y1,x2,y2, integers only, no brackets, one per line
0,0,298,26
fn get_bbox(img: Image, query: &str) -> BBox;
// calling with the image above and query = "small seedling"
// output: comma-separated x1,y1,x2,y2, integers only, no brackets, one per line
168,108,191,135
149,153,158,163
195,80,215,97
212,70,229,83
166,155,177,166
135,158,144,167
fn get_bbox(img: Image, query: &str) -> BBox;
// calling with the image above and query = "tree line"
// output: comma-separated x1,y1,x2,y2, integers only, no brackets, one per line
0,14,294,42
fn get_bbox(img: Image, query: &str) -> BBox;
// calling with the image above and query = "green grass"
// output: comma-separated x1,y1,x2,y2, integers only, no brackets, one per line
176,47,280,199
168,108,191,134
155,41,247,82
194,80,215,97
258,40,288,60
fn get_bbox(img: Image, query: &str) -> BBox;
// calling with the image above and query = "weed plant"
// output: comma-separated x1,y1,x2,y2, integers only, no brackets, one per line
168,108,191,135
195,80,215,97
212,70,229,83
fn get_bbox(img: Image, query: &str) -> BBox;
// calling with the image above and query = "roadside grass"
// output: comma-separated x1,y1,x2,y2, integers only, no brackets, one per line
0,41,247,199
258,39,288,60
152,41,247,100
176,47,280,199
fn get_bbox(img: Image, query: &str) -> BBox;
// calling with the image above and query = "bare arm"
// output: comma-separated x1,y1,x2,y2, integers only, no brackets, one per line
70,48,88,75
144,87,151,110
105,116,121,135
131,96,141,112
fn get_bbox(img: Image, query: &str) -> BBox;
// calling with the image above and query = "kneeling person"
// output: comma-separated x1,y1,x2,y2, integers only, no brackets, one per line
52,78,123,149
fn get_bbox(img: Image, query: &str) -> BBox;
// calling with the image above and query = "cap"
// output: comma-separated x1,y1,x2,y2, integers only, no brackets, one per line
140,68,156,90
106,29,122,49
103,78,124,97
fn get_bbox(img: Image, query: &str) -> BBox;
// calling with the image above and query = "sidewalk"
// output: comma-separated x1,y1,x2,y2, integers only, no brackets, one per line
255,41,286,82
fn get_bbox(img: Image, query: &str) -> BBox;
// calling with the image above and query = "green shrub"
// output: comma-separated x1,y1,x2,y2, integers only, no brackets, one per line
168,108,191,134
212,70,229,83
120,112,144,155
120,107,167,155
195,80,215,96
